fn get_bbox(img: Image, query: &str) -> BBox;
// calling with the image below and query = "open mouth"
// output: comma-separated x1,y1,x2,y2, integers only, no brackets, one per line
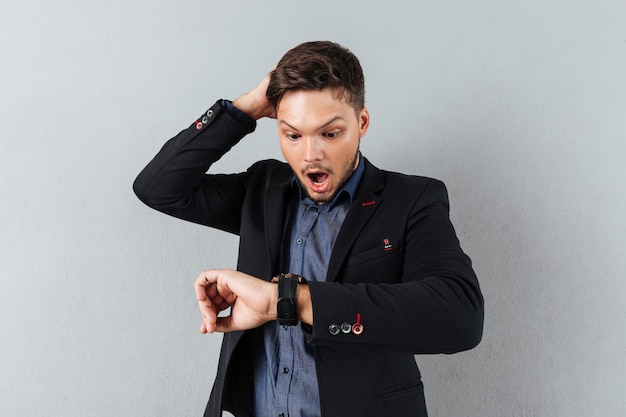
308,172,328,184
306,171,330,193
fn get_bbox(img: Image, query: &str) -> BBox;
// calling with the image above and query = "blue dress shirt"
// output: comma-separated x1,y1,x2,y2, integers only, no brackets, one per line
252,156,365,417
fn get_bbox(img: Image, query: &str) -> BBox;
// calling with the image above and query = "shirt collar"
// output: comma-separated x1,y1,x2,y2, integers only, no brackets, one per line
292,153,365,211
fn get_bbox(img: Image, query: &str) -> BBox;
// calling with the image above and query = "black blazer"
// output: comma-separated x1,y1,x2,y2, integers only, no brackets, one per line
134,101,484,417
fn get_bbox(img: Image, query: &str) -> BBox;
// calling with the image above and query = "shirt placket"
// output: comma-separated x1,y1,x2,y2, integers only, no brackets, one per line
276,205,320,417
290,205,320,276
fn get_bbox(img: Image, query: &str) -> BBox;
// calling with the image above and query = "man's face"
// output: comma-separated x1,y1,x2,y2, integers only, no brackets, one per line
276,88,370,204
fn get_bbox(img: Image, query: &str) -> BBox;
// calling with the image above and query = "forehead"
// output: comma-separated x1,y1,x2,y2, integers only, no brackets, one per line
277,89,356,128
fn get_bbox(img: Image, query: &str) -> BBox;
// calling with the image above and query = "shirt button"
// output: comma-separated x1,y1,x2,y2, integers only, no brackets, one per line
282,367,289,374
279,414,285,417
328,323,341,335
296,238,303,245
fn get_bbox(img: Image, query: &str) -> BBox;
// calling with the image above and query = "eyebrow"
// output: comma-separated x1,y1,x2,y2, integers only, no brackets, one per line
279,116,345,132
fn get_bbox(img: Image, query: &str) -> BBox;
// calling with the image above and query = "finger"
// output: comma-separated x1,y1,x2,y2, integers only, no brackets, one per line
215,315,234,333
194,271,218,333
197,289,218,330
194,270,218,300
194,277,208,301
205,281,219,297
202,281,233,313
205,283,228,307
198,300,217,333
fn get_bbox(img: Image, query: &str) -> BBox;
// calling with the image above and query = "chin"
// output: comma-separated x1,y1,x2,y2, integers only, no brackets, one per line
309,192,335,205
297,177,337,204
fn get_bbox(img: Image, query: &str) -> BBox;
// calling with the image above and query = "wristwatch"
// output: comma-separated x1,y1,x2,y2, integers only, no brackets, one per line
271,273,307,326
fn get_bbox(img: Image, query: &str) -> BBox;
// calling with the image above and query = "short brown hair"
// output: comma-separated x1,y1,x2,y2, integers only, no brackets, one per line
266,41,365,112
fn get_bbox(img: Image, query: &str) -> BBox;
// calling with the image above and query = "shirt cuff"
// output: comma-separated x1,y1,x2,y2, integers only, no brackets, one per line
220,99,256,131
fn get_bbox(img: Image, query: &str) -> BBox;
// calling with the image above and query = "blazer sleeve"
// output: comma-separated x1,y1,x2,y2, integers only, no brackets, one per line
133,100,256,234
306,179,484,354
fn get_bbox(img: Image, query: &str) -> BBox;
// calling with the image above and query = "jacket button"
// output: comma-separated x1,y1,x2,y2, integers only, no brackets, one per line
207,109,214,118
341,322,352,334
328,323,341,335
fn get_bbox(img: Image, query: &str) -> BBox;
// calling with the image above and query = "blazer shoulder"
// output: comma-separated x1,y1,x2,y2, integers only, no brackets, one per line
377,169,447,198
245,159,292,184
363,158,443,188
248,158,290,171
362,161,450,212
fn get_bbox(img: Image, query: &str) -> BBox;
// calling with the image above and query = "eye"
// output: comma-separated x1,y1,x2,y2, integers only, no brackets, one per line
285,133,301,141
323,130,341,139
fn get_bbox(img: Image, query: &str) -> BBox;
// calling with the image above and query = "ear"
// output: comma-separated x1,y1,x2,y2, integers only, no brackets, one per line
358,107,370,138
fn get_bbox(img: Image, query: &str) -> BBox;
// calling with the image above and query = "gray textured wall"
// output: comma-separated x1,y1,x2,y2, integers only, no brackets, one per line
2,1,625,416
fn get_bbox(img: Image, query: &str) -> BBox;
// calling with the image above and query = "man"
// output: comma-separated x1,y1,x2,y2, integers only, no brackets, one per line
134,41,483,417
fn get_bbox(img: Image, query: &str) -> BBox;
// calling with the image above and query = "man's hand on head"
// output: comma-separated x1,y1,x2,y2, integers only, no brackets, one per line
232,70,276,121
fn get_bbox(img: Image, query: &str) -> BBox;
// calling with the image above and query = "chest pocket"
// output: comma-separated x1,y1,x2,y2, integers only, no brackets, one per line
341,241,404,284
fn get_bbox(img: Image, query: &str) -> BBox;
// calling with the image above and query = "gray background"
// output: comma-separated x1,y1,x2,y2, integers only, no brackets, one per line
2,1,625,416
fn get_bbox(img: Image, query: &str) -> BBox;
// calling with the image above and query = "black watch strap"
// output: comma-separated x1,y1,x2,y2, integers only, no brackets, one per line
273,273,306,326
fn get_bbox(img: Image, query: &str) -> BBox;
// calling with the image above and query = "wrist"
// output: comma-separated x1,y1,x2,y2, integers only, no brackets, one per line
267,280,279,322
232,93,271,121
296,284,312,325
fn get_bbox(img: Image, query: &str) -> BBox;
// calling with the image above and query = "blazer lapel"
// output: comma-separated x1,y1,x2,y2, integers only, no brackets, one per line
326,159,385,282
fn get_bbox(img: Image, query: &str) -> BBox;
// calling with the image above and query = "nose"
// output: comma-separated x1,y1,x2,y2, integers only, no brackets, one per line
304,137,322,162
